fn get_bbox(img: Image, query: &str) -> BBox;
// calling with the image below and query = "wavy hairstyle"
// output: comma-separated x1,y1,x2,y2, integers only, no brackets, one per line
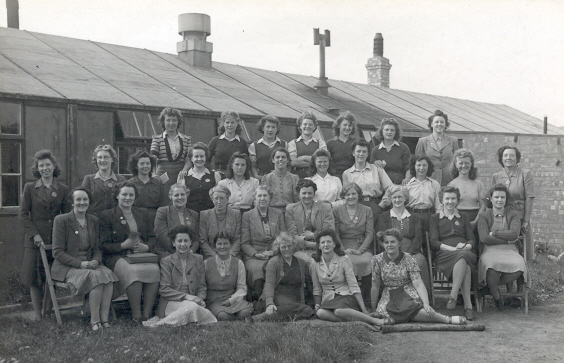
158,107,183,131
309,148,334,176
296,178,317,194
189,142,210,161
332,111,357,137
376,228,403,246
311,229,345,262
213,231,234,247
169,224,196,243
450,148,478,180
439,185,461,202
296,111,318,133
31,149,61,179
496,145,521,167
427,110,450,131
257,115,281,135
168,183,191,200
218,111,243,135
340,182,362,200
91,144,118,172
112,181,139,201
376,118,402,142
409,154,434,178
271,232,298,256
128,150,157,177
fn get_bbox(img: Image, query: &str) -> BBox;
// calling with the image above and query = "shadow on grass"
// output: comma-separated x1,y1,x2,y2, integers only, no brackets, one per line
0,315,374,363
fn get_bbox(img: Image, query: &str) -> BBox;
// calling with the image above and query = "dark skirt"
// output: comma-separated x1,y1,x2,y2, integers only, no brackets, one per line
21,246,51,287
459,209,480,252
435,250,477,278
273,294,314,320
320,294,360,311
386,287,423,324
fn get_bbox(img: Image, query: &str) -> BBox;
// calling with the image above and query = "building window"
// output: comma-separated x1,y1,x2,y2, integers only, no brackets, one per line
0,101,22,208
117,111,160,138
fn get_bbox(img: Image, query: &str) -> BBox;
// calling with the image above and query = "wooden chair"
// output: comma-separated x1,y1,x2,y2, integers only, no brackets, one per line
39,244,85,326
477,235,529,314
424,233,482,312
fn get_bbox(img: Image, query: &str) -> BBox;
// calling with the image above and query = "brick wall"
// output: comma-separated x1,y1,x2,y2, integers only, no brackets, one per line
459,133,564,254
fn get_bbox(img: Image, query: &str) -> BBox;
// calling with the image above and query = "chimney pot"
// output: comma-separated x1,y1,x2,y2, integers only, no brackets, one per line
373,33,383,56
6,0,19,29
177,13,213,69
366,33,391,88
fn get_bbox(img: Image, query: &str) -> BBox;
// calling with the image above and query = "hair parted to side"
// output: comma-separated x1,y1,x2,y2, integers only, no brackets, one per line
311,229,345,262
31,149,61,179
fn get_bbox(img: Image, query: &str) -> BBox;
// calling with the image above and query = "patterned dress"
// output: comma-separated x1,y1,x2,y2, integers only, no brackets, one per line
372,252,423,323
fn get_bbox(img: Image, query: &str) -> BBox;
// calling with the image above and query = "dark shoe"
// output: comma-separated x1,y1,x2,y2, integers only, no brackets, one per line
493,297,504,311
464,308,474,321
446,297,457,310
131,317,143,326
91,321,102,332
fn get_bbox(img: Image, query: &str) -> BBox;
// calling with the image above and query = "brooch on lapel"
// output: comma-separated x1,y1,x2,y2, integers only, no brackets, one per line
119,216,127,225
107,182,113,188
205,179,211,183
51,191,57,197
75,231,79,235
454,221,460,226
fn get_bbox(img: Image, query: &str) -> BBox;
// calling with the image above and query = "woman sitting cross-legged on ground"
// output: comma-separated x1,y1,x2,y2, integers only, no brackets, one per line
429,185,477,321
52,187,118,331
370,229,467,325
251,233,314,322
145,225,217,327
204,232,254,321
310,229,386,326
477,184,529,311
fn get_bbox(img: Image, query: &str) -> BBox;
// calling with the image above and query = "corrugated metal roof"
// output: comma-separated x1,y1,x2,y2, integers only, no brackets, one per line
0,26,560,135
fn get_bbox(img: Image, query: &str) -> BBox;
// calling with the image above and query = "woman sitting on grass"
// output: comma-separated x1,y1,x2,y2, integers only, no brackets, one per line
371,229,467,325
145,225,217,327
252,233,314,321
204,232,254,321
310,229,386,326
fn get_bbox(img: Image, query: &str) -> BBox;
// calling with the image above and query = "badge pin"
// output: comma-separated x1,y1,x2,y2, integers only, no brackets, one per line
107,182,113,188
121,220,127,225
52,192,57,197
455,221,460,226
205,179,211,183
75,231,79,234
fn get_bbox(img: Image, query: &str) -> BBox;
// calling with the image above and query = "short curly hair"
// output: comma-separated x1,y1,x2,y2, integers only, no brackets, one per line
213,231,234,247
270,147,290,164
309,148,334,176
257,115,281,135
112,181,139,201
271,232,297,256
376,118,402,142
376,228,403,244
168,183,191,200
158,107,183,131
209,184,231,199
409,155,434,178
450,148,478,180
31,149,61,179
427,110,450,131
254,184,273,199
488,183,511,202
69,187,93,204
91,144,118,172
296,111,318,133
169,224,195,243
128,150,157,177
439,185,460,202
296,178,317,194
218,111,243,135
332,111,357,137
384,185,410,205
496,146,521,167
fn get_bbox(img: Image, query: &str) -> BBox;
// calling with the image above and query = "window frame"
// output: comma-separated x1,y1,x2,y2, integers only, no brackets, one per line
0,101,23,211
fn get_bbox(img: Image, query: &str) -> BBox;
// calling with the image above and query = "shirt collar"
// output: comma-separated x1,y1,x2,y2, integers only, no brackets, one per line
383,251,404,264
390,208,411,220
351,163,373,173
439,209,461,220
34,179,59,190
219,134,241,142
407,177,429,185
187,168,210,177
257,137,281,146
215,254,232,267
295,135,318,145
378,140,400,149
311,173,331,181
163,130,180,140
94,171,118,181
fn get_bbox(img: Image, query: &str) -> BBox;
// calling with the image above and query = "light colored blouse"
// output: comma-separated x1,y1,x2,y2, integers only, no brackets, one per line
218,177,260,210
342,163,393,197
448,178,486,210
307,173,342,204
492,167,535,204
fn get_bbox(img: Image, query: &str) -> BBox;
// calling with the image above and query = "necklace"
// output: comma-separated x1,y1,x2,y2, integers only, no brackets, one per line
215,210,227,222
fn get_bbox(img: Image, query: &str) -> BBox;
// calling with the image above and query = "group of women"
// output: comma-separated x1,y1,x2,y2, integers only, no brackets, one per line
19,107,532,330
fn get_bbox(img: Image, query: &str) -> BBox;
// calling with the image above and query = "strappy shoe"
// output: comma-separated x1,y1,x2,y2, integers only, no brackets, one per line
446,297,457,310
448,316,467,325
383,317,395,325
91,321,102,332
101,321,111,329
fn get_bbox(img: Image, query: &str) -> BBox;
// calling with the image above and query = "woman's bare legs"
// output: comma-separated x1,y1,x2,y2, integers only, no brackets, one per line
142,282,159,320
30,286,42,321
88,284,104,324
317,308,385,325
461,265,473,310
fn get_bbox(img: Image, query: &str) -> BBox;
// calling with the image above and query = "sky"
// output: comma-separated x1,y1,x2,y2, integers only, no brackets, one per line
1,0,563,127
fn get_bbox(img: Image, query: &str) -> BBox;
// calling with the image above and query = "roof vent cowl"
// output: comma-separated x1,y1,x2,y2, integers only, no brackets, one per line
177,13,213,69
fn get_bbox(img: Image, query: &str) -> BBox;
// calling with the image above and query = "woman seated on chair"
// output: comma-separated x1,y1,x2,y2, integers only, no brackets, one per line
371,229,467,325
377,185,431,295
310,229,386,326
100,181,160,324
429,186,476,321
52,187,118,331
145,225,217,327
204,232,254,321
199,185,242,260
241,185,286,300
252,232,314,322
154,183,199,261
477,184,529,311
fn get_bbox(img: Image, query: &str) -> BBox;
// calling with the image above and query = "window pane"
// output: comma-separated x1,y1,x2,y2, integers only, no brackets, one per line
1,175,20,206
184,117,216,144
1,142,20,173
0,101,21,135
118,111,159,138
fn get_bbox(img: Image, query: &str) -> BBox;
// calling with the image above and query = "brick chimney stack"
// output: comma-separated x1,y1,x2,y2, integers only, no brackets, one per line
6,0,19,29
177,13,213,69
366,33,391,88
